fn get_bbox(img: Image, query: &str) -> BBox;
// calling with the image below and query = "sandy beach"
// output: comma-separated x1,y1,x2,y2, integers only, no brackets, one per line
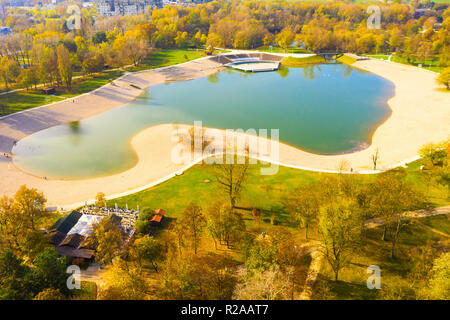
0,55,449,209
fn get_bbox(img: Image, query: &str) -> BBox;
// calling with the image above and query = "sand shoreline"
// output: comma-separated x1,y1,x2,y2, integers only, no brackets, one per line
0,54,449,208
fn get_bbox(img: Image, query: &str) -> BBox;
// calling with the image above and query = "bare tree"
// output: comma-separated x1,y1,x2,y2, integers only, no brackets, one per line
372,148,379,170
210,158,249,208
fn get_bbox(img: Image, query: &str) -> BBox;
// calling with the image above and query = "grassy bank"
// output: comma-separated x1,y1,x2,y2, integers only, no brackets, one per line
281,55,326,67
336,55,357,65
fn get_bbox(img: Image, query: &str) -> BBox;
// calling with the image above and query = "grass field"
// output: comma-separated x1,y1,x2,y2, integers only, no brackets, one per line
366,54,444,73
108,159,449,225
128,49,206,72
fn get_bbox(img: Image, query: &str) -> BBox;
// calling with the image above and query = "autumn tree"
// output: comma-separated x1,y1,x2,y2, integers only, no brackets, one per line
28,248,70,297
206,202,246,249
318,198,360,281
90,215,123,265
0,56,20,90
437,68,450,90
134,235,164,272
179,203,206,255
0,185,47,254
0,249,32,300
419,141,448,167
367,170,423,258
276,28,295,53
286,184,320,240
233,267,290,300
57,44,72,89
95,192,106,208
422,252,450,300
99,258,149,300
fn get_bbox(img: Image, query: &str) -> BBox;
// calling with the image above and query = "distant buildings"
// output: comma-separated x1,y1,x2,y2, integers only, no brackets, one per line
94,0,213,16
94,0,163,17
163,0,212,7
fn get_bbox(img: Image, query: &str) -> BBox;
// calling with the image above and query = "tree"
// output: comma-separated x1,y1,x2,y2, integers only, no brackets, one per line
245,235,277,273
286,184,320,240
419,141,448,167
210,159,249,208
367,170,423,258
206,32,222,53
175,31,189,48
13,185,46,230
233,267,290,300
0,56,20,90
18,68,34,91
33,288,65,300
206,202,246,249
134,235,163,272
99,258,149,300
0,249,32,300
95,192,106,208
28,248,69,297
92,31,107,44
318,198,360,281
179,203,206,255
436,67,450,90
422,252,450,300
0,186,47,254
276,28,295,53
57,44,72,89
82,55,105,75
372,148,379,170
90,216,123,265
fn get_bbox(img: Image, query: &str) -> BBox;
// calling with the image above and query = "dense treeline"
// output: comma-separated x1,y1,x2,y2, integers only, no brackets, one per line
0,1,449,91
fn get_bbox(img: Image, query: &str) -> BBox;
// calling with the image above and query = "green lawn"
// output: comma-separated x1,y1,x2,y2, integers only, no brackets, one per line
107,159,449,226
128,49,205,72
337,55,357,65
366,54,444,73
281,55,326,67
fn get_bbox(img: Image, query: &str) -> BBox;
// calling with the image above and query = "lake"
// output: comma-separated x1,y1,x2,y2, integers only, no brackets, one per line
12,63,394,179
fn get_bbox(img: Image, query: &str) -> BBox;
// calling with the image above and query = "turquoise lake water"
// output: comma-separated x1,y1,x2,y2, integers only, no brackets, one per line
12,64,394,179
